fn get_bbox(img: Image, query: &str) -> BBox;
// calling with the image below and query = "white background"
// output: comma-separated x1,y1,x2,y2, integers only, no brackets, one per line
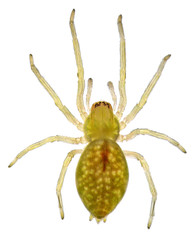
0,0,193,239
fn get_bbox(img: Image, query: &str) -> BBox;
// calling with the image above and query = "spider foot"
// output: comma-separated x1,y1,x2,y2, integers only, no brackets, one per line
8,158,16,168
56,191,65,220
147,216,153,229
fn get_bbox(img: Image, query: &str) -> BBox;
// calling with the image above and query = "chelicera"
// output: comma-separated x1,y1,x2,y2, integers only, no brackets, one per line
9,9,186,228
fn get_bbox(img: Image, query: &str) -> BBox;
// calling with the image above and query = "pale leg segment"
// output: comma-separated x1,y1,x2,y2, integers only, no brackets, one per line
56,149,83,219
70,9,88,121
120,55,171,130
118,128,186,153
86,78,93,112
124,151,157,229
29,54,83,131
9,135,87,167
116,14,127,120
107,81,117,111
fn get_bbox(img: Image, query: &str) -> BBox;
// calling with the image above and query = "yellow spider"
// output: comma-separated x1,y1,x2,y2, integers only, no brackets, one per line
9,9,186,228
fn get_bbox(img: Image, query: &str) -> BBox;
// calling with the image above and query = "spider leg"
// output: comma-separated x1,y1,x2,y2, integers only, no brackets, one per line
120,55,171,130
8,135,86,167
86,78,93,112
29,54,83,131
107,81,117,111
118,128,186,153
124,150,157,229
56,149,83,219
70,9,88,121
116,14,127,120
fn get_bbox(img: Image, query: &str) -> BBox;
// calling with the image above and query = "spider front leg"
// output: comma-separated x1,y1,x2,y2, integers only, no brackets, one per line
124,151,157,229
70,9,88,120
120,54,171,130
118,128,186,153
29,54,83,131
8,135,87,167
56,149,83,219
116,14,127,120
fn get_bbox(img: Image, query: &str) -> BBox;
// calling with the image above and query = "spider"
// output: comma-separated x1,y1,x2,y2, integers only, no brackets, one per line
9,9,186,229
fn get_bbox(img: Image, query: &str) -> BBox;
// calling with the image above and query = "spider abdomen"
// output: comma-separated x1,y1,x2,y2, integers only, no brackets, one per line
76,139,129,220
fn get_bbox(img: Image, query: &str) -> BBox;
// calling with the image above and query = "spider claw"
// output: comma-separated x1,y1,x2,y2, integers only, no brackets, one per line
70,9,75,23
60,208,64,220
29,53,33,62
147,217,153,229
117,14,122,23
164,54,171,61
8,158,17,168
180,145,187,153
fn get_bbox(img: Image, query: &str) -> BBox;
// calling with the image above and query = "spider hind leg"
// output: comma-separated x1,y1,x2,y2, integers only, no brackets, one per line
124,150,157,229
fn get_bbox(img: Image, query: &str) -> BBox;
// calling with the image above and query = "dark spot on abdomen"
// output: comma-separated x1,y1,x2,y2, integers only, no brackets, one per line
101,141,109,171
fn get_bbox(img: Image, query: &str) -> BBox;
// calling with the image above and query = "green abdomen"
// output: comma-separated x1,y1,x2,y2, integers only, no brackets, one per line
76,139,129,219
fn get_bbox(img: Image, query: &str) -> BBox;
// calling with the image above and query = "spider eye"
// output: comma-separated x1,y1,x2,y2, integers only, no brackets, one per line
91,101,112,111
